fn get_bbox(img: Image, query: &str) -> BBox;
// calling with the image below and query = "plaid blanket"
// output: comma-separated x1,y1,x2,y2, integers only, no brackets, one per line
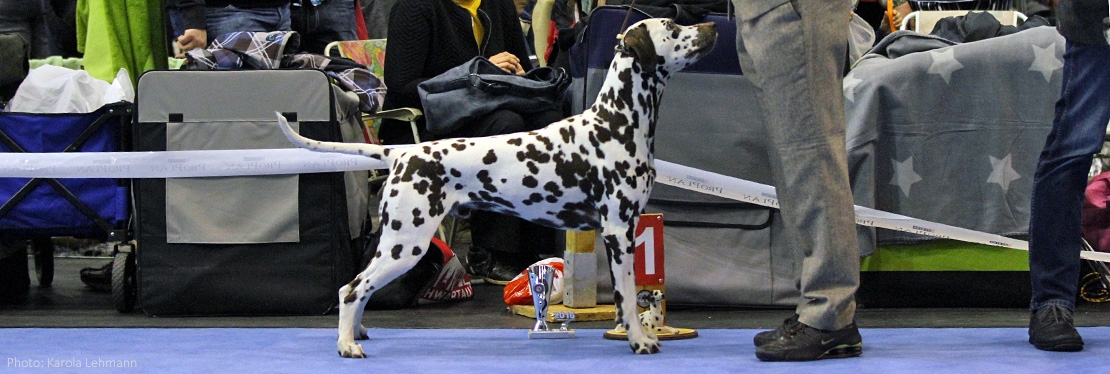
184,31,385,114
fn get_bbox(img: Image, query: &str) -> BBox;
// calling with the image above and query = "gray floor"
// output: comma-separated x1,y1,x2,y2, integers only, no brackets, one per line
4,257,1110,331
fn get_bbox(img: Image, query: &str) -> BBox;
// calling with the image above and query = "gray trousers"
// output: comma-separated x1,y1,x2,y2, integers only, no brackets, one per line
731,0,859,331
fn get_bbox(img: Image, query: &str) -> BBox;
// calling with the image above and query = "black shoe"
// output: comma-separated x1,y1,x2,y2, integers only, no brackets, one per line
463,247,493,282
1029,305,1084,352
755,320,862,361
80,261,112,293
754,314,800,347
483,262,523,285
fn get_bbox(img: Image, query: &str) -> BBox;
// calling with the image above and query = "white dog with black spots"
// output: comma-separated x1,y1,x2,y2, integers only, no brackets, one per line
277,17,717,357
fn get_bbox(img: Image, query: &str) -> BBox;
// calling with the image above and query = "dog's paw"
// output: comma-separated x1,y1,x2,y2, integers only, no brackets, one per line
356,326,369,340
338,342,366,358
630,340,661,355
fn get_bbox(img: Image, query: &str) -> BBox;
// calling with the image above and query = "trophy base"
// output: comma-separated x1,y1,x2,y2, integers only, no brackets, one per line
528,330,576,339
602,328,699,341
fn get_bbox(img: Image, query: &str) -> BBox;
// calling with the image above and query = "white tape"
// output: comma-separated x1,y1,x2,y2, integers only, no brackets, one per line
0,148,389,179
0,149,1107,263
653,160,1110,264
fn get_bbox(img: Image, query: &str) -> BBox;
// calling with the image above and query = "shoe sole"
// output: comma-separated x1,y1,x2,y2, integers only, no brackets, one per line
822,344,864,359
756,343,863,362
1030,340,1083,352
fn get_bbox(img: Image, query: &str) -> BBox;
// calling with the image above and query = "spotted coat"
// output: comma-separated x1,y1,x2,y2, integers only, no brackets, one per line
277,18,718,358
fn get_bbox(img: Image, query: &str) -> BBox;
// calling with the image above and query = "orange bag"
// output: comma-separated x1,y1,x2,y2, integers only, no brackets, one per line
502,258,564,306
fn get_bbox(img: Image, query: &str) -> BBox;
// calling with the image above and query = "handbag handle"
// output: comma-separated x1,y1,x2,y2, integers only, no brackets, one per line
466,58,510,90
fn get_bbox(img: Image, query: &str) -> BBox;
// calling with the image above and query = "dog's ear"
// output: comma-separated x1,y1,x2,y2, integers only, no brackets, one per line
621,24,657,75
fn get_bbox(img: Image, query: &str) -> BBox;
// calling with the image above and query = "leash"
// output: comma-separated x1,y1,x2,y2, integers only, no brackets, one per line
614,0,639,54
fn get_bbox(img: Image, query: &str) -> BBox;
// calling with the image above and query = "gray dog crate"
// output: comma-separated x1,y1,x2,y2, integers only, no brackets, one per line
130,69,369,316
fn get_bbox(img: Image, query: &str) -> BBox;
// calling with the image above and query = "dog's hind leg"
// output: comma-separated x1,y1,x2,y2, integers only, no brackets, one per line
601,220,661,354
336,274,369,358
336,212,446,358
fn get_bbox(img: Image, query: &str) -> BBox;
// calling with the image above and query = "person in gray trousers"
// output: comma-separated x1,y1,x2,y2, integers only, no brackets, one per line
732,0,863,361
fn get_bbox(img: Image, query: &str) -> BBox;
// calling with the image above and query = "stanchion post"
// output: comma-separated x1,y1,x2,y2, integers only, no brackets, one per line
563,230,598,308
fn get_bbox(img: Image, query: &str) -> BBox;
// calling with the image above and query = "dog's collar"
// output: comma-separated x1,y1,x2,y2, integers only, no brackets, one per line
613,0,638,55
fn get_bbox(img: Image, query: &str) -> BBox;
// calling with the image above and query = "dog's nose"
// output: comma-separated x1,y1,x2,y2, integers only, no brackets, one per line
695,22,717,40
694,22,718,47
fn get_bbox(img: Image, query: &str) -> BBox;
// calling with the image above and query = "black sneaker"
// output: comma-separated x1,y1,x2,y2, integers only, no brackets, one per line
755,320,862,361
463,247,493,280
484,262,523,285
754,314,800,347
1028,304,1084,352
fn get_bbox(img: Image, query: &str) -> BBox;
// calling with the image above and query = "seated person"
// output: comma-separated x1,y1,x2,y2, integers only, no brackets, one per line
377,0,564,284
169,0,293,54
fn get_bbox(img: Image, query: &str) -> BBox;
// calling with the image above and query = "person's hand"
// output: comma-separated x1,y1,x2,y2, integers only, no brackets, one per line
488,52,525,75
891,10,905,30
892,2,912,30
177,29,208,55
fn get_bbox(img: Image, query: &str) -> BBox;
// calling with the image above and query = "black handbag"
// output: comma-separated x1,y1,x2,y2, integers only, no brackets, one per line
418,56,570,135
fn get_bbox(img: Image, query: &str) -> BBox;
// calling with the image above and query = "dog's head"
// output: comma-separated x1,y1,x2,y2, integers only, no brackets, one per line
636,289,666,309
617,18,717,76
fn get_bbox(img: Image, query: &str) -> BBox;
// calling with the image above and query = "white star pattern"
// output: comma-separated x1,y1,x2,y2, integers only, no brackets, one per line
987,154,1021,192
843,73,863,103
927,48,964,84
890,157,922,197
1028,43,1062,82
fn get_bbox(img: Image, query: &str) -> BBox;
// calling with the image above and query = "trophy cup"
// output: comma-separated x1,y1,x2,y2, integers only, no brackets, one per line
527,264,575,339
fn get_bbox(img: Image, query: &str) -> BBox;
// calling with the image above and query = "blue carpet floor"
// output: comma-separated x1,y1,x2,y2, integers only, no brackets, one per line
3,327,1108,373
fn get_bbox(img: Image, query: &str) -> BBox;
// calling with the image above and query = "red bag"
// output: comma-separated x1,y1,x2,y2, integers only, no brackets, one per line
502,258,564,306
418,238,474,304
1082,172,1110,253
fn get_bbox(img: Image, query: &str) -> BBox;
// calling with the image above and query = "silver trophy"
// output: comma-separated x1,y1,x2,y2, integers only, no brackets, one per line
527,264,575,339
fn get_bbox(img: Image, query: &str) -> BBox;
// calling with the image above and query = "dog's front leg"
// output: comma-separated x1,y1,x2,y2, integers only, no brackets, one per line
603,221,661,354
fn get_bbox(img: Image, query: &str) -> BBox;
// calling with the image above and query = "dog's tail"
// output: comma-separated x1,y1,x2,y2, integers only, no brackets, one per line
275,112,391,161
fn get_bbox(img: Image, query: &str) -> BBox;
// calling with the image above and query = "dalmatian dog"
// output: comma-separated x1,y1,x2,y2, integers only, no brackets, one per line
277,18,717,357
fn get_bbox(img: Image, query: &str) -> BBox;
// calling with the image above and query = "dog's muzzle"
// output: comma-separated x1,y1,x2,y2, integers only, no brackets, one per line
690,22,718,58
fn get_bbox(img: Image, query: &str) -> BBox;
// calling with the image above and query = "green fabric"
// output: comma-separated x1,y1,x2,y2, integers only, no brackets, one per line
167,58,186,70
861,240,1030,271
29,57,183,71
29,57,85,70
76,0,168,85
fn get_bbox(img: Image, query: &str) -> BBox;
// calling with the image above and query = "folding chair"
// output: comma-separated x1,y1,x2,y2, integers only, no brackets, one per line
900,0,1027,33
324,39,423,145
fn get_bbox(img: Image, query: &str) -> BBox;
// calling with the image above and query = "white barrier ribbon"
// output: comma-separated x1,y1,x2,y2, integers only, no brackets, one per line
0,148,390,179
654,160,1110,264
1,149,1107,263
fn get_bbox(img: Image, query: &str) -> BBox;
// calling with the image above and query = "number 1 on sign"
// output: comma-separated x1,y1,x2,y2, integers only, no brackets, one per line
634,214,664,286
636,227,655,275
